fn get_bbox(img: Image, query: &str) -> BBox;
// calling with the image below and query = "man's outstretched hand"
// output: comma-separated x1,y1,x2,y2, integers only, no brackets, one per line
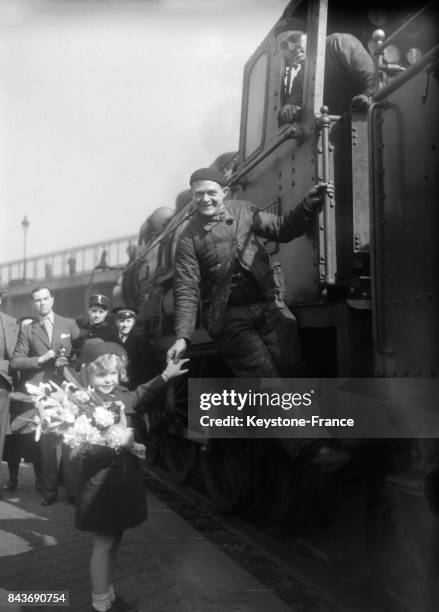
166,338,187,364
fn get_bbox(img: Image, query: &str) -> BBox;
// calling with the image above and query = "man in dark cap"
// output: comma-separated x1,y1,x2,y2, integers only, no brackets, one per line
274,17,375,125
167,167,330,376
113,307,154,390
166,168,348,470
73,294,117,360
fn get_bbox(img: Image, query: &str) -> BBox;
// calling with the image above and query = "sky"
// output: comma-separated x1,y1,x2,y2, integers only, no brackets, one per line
0,0,288,264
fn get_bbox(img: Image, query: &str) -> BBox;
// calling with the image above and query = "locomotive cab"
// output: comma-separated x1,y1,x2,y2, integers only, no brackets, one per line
233,0,375,375
233,0,438,377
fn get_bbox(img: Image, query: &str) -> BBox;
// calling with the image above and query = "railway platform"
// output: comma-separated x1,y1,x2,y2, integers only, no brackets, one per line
0,462,293,612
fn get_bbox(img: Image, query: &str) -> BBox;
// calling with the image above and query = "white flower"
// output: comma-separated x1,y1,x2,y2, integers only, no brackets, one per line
74,389,91,403
93,406,115,428
74,414,92,433
58,408,76,424
63,415,103,449
106,425,133,449
43,407,58,420
25,382,49,397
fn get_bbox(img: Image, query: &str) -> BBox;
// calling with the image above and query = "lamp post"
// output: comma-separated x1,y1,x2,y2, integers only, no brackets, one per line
21,215,30,280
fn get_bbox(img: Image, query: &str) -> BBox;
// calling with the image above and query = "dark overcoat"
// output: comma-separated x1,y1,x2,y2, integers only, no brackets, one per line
75,375,166,533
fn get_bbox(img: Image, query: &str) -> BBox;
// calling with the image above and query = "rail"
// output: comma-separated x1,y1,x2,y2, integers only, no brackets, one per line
0,234,137,289
317,105,336,286
373,2,437,92
373,44,439,101
231,123,304,186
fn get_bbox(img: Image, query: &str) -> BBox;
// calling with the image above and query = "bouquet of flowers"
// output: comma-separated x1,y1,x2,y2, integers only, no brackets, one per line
10,371,146,459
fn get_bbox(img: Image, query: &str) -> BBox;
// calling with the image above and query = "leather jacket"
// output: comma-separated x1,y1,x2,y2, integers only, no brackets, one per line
174,198,313,339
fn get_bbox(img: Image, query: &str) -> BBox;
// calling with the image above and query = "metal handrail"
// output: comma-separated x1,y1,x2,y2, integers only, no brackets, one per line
231,123,304,186
373,44,439,101
317,106,336,286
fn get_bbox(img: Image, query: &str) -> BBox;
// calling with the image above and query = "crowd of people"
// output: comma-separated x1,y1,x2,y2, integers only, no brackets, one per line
0,289,165,500
0,287,188,612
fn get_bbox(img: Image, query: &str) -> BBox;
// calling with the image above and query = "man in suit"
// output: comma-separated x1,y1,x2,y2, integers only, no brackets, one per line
0,291,20,496
113,306,155,449
10,286,80,505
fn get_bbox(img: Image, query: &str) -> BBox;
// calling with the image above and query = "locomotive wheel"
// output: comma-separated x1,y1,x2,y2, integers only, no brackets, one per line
160,376,197,484
200,439,252,512
144,434,161,468
247,441,295,522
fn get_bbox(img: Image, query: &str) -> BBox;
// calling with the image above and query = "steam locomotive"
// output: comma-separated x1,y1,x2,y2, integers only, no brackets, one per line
116,1,438,606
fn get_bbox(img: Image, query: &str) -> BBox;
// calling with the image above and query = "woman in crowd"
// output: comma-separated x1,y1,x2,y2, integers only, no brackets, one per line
2,316,43,492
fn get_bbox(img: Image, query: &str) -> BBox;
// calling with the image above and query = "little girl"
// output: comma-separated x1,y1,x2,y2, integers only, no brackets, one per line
75,339,188,612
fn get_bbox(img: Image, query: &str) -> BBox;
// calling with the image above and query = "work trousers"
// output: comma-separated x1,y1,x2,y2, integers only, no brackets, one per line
213,301,315,460
213,301,304,378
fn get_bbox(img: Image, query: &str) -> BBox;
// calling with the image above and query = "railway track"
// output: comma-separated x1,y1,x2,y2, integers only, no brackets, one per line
145,466,391,612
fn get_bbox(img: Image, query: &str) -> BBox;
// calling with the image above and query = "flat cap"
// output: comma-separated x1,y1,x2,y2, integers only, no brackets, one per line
112,306,138,319
89,294,111,309
274,17,307,38
80,338,127,364
189,167,228,188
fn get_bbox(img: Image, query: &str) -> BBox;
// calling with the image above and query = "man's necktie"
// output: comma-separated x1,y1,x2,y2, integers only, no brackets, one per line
42,318,52,344
285,63,301,96
284,65,291,95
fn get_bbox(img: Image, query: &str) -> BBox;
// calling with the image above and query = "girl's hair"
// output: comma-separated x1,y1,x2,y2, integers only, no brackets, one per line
85,353,128,384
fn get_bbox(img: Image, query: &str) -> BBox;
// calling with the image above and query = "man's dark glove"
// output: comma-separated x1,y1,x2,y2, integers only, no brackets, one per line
278,104,302,125
351,94,371,113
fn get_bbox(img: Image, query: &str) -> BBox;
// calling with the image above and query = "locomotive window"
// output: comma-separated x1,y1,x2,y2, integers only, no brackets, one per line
244,52,268,159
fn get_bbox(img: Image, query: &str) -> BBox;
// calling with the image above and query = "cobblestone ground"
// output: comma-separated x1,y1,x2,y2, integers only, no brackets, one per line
0,462,293,612
0,462,190,612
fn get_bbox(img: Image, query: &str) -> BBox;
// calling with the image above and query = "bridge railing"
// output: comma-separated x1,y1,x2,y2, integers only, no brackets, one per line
0,234,138,288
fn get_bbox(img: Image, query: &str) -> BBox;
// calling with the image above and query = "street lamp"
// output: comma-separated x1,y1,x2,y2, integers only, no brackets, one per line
21,215,30,280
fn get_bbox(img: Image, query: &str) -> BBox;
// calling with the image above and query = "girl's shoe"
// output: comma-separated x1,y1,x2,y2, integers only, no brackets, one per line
89,595,139,612
111,595,139,612
3,479,18,491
